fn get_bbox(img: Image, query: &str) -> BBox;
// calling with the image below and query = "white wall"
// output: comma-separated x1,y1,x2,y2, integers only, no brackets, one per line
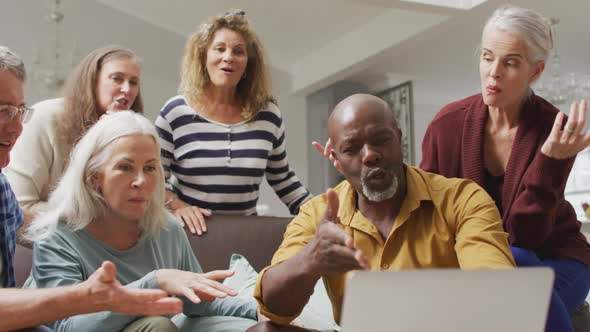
412,102,439,165
258,68,309,217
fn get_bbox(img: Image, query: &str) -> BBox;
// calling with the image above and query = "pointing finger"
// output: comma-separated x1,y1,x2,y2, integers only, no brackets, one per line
312,141,326,154
98,261,116,283
324,138,332,158
322,188,339,223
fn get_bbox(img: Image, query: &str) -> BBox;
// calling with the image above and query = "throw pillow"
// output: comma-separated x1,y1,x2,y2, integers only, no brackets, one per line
224,253,340,331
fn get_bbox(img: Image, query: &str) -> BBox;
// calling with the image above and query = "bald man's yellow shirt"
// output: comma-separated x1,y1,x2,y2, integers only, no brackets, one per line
254,166,515,324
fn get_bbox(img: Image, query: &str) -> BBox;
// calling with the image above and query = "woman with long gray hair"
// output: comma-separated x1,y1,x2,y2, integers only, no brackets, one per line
26,111,257,332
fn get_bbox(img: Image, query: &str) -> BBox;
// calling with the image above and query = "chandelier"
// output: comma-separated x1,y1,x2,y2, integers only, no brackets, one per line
535,18,590,110
32,0,76,99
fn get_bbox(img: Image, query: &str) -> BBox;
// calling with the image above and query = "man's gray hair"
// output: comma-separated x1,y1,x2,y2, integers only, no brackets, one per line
0,46,26,81
27,111,169,241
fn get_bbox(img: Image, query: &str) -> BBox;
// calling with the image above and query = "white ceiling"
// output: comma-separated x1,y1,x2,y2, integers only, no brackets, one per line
96,0,386,69
95,0,468,91
95,0,590,102
348,0,590,106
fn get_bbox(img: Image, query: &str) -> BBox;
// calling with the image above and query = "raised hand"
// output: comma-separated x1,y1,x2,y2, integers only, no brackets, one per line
311,138,340,170
303,189,368,277
83,261,183,316
156,269,237,304
541,100,590,159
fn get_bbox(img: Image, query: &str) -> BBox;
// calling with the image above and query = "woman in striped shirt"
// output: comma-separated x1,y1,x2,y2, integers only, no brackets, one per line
155,10,311,235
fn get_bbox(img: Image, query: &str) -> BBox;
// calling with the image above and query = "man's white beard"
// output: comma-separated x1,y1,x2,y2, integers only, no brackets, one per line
361,174,398,202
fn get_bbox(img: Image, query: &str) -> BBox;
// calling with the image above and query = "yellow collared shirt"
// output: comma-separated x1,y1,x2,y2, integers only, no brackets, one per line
255,166,515,324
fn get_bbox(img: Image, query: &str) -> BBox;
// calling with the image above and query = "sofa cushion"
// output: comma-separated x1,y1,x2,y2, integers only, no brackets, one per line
225,254,340,331
13,215,291,287
183,215,291,272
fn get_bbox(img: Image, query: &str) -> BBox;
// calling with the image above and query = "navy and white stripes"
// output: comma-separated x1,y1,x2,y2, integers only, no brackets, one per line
155,96,311,215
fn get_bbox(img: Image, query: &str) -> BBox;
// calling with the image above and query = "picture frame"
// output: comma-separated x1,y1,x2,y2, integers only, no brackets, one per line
375,81,415,165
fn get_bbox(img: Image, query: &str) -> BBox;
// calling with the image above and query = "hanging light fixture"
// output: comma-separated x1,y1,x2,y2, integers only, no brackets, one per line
32,0,76,99
535,18,590,110
540,19,590,220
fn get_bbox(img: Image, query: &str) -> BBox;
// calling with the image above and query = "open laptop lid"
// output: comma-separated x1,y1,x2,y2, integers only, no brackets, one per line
340,268,553,332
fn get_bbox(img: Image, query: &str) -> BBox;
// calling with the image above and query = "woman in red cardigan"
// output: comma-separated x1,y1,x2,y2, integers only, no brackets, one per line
421,5,590,332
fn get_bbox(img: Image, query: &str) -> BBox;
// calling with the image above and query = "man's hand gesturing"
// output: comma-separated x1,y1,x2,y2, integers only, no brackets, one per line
303,189,369,278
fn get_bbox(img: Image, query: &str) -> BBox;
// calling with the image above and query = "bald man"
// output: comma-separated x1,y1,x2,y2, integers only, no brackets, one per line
253,94,515,326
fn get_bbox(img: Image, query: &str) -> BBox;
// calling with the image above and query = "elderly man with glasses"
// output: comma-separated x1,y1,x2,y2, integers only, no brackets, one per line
0,46,33,292
0,46,184,332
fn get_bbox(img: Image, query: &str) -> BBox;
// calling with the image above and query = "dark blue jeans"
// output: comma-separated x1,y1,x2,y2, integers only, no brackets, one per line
511,246,590,332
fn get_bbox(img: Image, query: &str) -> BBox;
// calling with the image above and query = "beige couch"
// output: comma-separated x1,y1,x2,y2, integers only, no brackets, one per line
13,214,291,287
12,215,590,332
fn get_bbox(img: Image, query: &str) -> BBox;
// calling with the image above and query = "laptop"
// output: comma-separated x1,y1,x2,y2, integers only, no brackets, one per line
340,268,553,332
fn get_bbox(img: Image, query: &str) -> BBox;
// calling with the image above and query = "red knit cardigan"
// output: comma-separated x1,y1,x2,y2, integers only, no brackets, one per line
421,93,590,266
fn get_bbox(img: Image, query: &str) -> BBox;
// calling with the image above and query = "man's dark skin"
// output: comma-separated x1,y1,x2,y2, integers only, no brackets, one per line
257,94,409,325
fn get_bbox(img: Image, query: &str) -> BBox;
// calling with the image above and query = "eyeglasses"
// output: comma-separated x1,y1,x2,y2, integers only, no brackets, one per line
0,104,33,124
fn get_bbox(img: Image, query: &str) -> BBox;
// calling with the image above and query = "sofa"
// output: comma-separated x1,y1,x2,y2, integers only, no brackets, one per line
13,214,292,288
12,214,590,332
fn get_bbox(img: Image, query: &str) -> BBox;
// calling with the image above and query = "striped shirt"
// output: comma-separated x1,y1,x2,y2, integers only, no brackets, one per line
0,172,24,287
155,96,311,215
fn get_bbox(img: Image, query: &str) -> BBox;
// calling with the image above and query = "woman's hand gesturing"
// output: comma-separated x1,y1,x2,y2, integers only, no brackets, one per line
156,269,237,303
541,100,590,159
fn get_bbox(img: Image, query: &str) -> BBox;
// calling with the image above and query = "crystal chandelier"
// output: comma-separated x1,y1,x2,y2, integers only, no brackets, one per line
32,0,76,99
535,18,590,110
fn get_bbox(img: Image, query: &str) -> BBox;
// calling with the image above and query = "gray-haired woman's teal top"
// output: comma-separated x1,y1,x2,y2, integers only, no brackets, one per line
28,216,256,331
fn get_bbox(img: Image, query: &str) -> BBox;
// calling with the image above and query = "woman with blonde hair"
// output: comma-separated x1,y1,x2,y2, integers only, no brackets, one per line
6,45,143,215
156,10,311,235
27,111,257,332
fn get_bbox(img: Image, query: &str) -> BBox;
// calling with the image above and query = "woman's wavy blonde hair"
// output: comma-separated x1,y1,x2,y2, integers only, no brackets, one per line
179,10,273,119
57,45,144,149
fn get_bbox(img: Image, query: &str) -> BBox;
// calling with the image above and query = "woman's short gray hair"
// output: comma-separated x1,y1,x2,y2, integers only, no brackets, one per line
483,4,553,64
0,46,26,81
27,111,168,241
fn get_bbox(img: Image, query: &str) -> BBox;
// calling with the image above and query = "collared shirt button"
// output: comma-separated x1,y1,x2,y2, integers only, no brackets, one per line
381,263,389,269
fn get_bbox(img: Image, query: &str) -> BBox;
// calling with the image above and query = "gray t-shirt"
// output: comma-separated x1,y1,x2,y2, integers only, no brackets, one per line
29,216,256,331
